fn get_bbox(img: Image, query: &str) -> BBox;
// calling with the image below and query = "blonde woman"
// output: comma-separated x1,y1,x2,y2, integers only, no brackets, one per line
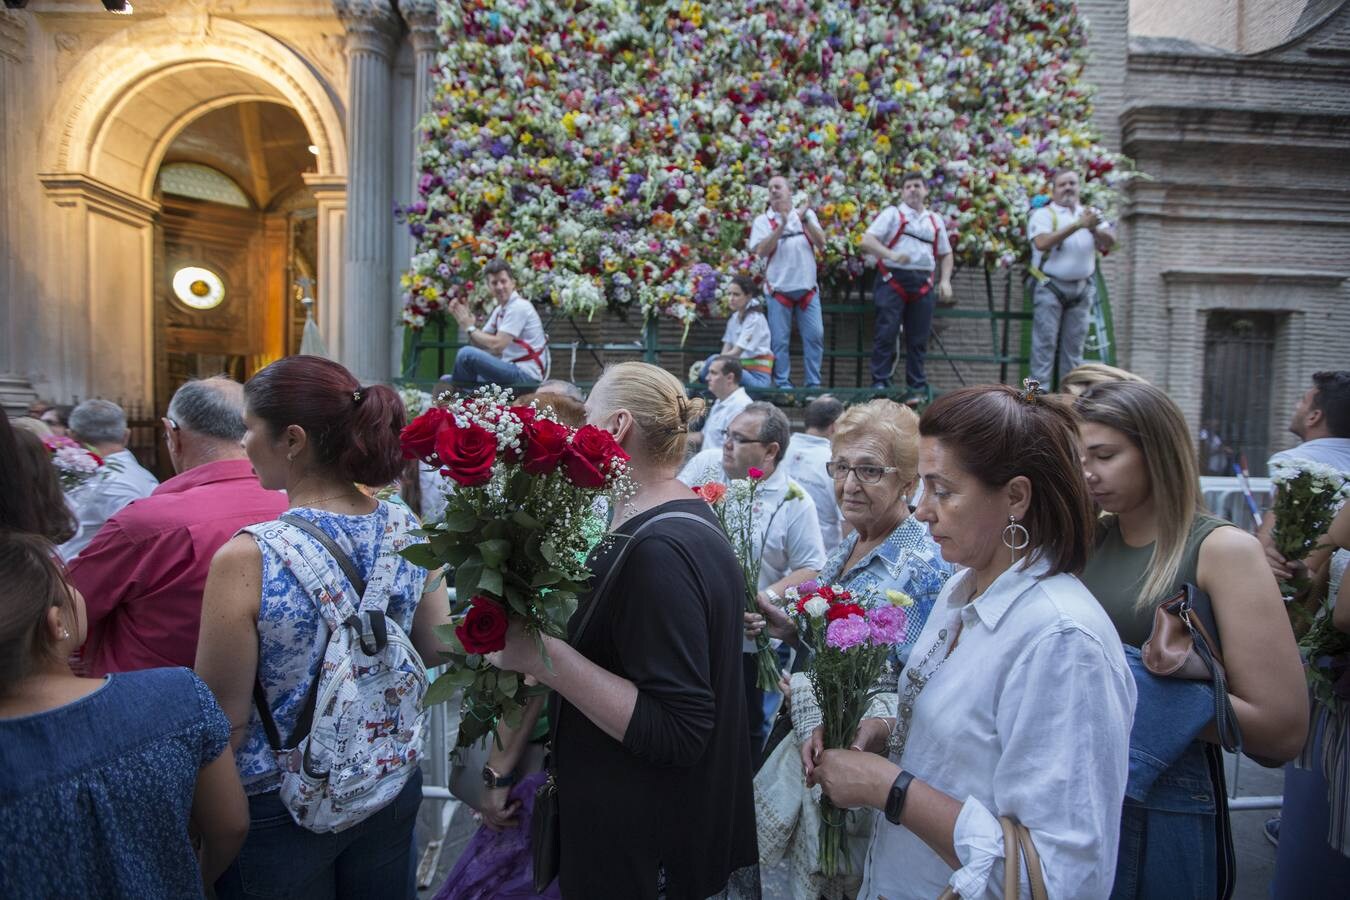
1058,362,1145,397
488,362,759,899
1075,380,1307,898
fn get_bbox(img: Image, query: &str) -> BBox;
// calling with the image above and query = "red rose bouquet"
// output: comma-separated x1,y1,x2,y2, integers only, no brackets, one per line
399,386,632,746
787,581,909,877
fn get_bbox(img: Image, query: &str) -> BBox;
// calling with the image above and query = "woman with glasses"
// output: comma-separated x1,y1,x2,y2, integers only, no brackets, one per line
748,399,951,899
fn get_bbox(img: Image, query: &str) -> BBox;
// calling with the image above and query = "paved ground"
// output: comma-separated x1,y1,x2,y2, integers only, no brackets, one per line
415,752,1285,898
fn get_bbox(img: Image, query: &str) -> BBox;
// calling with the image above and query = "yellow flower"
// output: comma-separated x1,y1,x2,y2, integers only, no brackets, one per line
824,123,838,144
706,184,721,202
785,483,805,502
562,110,579,136
885,589,915,608
520,132,534,145
821,202,837,220
876,134,892,151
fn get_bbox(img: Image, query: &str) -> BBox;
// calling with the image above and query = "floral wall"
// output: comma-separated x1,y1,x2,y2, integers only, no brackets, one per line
400,0,1129,328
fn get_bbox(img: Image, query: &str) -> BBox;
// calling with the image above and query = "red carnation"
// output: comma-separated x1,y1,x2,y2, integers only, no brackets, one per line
817,585,837,602
455,596,509,654
564,424,629,489
400,408,448,460
747,467,765,480
826,602,866,622
521,418,570,475
435,419,497,487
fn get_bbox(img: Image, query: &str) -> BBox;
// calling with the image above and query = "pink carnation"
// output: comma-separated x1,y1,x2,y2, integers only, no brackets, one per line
825,614,871,651
867,605,908,646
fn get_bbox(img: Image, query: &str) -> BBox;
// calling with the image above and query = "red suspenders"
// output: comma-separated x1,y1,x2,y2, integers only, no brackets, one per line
877,210,941,304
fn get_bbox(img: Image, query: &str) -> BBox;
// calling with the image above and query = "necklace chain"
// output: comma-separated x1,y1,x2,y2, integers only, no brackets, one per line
888,626,952,760
290,489,361,509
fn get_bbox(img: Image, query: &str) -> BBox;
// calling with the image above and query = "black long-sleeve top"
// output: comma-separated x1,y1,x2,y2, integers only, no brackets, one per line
552,499,758,899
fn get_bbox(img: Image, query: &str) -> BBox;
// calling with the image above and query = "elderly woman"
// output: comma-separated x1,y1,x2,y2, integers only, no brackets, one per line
803,385,1137,899
487,361,758,900
748,400,952,899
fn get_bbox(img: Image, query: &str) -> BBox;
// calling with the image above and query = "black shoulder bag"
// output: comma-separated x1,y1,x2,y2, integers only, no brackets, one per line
530,510,725,892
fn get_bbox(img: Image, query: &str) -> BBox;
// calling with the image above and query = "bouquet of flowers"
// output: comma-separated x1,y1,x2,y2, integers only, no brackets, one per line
1270,460,1350,707
696,468,803,692
786,581,908,877
43,435,114,490
398,386,632,747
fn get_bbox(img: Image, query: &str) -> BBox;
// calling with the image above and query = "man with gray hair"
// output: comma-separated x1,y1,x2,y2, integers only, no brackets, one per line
59,399,159,559
68,377,287,675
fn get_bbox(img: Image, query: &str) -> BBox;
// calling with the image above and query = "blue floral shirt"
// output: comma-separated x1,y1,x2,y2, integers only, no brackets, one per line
238,500,428,794
818,516,953,666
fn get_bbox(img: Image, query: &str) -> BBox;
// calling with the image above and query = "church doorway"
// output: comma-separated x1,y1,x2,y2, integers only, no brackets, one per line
151,100,319,432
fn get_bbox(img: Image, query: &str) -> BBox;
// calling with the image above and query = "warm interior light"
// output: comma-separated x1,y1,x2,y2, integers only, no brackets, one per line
308,145,320,156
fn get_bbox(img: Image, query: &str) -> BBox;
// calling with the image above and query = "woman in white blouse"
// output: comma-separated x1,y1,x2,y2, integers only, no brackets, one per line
698,275,774,389
803,384,1136,899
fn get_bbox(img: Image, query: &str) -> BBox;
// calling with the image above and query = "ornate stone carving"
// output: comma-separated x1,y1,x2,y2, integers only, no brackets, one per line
398,0,440,54
333,0,400,56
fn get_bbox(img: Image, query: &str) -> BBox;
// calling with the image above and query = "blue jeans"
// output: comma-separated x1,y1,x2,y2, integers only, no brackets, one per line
1111,741,1221,900
765,290,823,387
446,346,539,388
699,354,771,389
871,273,937,390
215,769,423,900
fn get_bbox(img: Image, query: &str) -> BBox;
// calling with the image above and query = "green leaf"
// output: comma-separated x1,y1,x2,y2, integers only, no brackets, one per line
455,559,484,599
504,586,529,615
478,566,504,597
441,509,479,532
398,543,441,569
530,568,564,588
498,670,519,695
478,538,513,569
540,539,559,566
423,672,462,707
482,519,510,541
512,509,543,530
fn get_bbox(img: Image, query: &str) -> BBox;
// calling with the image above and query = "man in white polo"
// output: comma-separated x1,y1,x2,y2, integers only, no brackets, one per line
749,174,825,389
445,259,549,387
860,171,953,402
686,355,753,456
1026,169,1116,386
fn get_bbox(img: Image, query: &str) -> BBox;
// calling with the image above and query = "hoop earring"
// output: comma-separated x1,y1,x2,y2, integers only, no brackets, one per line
1002,515,1030,565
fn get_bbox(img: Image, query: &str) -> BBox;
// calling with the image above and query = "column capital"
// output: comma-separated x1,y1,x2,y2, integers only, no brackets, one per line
334,0,400,56
398,0,440,55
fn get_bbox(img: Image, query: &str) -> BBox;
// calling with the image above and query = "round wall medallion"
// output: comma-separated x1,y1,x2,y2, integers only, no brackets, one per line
172,266,226,310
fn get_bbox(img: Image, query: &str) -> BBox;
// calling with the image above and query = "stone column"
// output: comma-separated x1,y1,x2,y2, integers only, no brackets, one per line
401,0,440,132
334,0,400,382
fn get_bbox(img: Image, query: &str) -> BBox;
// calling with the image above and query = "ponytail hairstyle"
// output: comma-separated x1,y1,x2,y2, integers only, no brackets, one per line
591,361,706,467
244,355,406,487
730,274,763,321
1075,380,1204,610
0,533,75,696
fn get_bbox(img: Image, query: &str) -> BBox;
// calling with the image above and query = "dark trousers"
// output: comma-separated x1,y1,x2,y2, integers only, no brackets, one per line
742,653,766,754
870,272,937,389
215,768,422,900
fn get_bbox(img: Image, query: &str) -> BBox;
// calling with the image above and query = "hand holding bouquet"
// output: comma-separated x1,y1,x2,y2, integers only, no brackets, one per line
787,582,908,877
399,387,632,747
1270,460,1349,630
43,435,116,491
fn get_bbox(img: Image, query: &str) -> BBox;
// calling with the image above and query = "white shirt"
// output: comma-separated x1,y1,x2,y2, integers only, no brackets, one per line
698,386,752,454
59,449,159,560
485,292,549,381
865,203,951,272
1267,437,1350,475
721,310,773,360
783,432,842,553
859,559,1135,900
1027,202,1102,281
749,208,820,293
677,446,726,489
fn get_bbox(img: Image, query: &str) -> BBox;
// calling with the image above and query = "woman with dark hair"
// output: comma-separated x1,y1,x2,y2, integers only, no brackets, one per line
195,355,451,900
697,275,773,389
1075,380,1307,898
802,384,1136,899
0,532,248,897
1,416,77,542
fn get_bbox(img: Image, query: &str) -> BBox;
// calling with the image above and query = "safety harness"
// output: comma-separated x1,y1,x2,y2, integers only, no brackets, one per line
877,208,942,304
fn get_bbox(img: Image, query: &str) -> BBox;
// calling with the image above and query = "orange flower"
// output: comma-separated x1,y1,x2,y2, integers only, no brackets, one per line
695,482,727,503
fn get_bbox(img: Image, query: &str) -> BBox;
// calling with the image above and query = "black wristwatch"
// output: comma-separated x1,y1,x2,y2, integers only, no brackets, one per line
482,764,516,789
884,770,916,825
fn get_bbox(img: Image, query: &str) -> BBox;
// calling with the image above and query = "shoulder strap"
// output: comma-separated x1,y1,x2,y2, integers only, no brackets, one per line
279,512,367,597
887,208,907,248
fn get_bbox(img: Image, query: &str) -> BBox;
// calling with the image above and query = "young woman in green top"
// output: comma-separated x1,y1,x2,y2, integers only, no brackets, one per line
1075,380,1307,898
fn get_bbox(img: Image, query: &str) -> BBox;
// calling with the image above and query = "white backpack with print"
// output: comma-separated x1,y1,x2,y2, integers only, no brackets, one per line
244,512,428,833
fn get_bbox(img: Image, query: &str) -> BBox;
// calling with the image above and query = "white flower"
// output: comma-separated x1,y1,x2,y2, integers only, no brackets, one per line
803,596,830,618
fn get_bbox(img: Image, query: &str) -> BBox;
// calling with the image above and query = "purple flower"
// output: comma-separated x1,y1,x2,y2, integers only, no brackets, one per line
568,188,592,206
867,605,908,646
825,615,871,651
488,138,510,159
623,173,646,200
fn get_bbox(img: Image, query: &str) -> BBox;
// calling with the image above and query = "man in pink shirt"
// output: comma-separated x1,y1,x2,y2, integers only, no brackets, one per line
70,376,287,675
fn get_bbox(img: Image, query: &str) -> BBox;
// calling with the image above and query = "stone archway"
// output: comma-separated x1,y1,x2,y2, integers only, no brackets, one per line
36,16,348,404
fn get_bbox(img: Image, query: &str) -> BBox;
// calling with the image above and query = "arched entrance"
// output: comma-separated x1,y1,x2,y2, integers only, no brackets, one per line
38,16,347,419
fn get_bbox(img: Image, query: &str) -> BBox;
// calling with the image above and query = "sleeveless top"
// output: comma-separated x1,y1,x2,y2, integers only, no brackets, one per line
1080,513,1232,647
236,500,428,794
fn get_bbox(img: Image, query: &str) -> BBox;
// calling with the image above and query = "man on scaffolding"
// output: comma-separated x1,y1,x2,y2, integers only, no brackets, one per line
860,171,953,405
1026,169,1116,387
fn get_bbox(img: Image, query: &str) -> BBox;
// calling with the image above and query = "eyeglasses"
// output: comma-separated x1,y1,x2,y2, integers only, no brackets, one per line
162,417,179,443
724,432,765,446
826,461,899,484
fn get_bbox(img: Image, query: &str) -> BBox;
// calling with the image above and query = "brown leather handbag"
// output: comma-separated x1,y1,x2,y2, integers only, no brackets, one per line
1140,583,1243,753
937,816,1047,900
